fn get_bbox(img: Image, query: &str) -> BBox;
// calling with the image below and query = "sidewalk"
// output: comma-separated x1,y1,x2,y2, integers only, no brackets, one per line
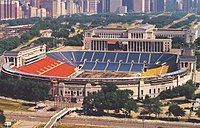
12,121,41,128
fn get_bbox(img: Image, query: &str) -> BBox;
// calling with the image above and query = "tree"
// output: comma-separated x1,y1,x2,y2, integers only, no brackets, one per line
168,104,185,117
143,96,162,117
0,110,6,124
82,84,138,117
0,77,51,102
195,109,200,117
21,32,33,42
123,99,138,116
158,81,198,100
193,37,200,50
172,37,188,49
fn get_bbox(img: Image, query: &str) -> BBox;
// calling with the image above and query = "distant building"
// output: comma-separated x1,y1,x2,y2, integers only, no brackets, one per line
197,0,200,13
29,6,47,18
166,0,177,12
66,0,75,14
102,0,110,13
52,0,66,18
88,0,98,14
29,6,38,17
110,0,122,13
117,6,127,14
0,0,23,20
182,0,192,12
152,0,164,12
122,0,133,12
144,0,150,12
133,0,145,13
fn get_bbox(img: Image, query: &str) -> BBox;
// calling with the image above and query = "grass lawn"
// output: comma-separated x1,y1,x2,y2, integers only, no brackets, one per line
37,124,112,128
0,98,31,112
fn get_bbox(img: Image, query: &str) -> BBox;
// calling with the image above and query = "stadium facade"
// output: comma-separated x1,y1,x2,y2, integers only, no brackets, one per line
2,24,197,103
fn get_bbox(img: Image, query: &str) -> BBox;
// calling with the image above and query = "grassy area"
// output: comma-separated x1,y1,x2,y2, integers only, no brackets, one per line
107,23,136,28
37,124,112,128
0,98,31,111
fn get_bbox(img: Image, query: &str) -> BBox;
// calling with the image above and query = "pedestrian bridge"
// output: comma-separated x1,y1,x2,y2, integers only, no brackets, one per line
44,107,82,128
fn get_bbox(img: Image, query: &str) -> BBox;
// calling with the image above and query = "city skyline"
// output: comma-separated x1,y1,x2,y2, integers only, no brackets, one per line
0,0,200,20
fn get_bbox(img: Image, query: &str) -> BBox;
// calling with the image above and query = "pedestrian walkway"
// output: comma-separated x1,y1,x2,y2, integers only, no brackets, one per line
12,121,40,128
44,107,81,128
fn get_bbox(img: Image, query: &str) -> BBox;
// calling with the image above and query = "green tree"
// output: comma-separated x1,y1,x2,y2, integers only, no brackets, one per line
143,96,162,117
195,109,200,117
0,110,6,124
82,84,138,117
158,81,197,100
21,32,33,42
168,104,185,117
0,77,51,102
172,37,188,49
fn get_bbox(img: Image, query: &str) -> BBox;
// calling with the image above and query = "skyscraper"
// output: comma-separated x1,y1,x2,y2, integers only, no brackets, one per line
66,0,75,14
52,0,65,18
88,0,98,14
197,0,200,13
0,0,22,20
166,0,177,12
102,0,110,13
152,0,164,12
110,0,122,12
144,0,150,12
182,0,192,12
133,0,145,13
122,0,133,12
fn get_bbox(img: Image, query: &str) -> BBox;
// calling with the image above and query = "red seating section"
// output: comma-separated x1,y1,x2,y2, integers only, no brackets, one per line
15,57,75,78
43,63,75,77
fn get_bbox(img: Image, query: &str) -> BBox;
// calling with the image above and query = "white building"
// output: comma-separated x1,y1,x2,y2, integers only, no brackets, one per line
84,24,172,52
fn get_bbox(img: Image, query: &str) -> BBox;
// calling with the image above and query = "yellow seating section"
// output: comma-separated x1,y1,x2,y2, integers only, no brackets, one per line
142,65,169,76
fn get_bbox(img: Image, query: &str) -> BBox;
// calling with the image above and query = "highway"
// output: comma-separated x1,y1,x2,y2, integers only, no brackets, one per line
5,112,200,128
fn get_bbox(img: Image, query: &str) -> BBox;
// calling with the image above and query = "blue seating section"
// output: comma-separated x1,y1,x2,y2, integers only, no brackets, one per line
47,51,178,73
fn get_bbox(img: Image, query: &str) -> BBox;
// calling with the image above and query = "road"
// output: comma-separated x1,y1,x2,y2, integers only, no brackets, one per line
5,112,200,128
163,13,194,29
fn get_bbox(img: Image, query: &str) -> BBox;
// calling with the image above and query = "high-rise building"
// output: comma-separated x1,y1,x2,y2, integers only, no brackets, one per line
88,0,98,14
182,0,192,12
166,0,177,12
133,0,145,13
61,0,66,15
52,0,65,18
102,0,110,13
144,0,150,12
0,0,22,20
110,0,122,12
198,0,200,13
30,0,42,8
122,0,133,12
66,0,75,14
152,0,164,12
38,8,47,18
29,6,37,17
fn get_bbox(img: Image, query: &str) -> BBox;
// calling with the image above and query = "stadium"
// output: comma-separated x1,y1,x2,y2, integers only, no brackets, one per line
1,25,197,102
1,45,196,102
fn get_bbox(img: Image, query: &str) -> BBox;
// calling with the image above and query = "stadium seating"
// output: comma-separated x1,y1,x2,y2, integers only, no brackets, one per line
42,63,75,77
46,51,178,73
142,65,169,76
16,57,75,77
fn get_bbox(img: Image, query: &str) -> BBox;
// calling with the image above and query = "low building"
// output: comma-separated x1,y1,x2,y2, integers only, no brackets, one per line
3,44,46,67
84,24,172,52
40,29,52,37
193,98,200,111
